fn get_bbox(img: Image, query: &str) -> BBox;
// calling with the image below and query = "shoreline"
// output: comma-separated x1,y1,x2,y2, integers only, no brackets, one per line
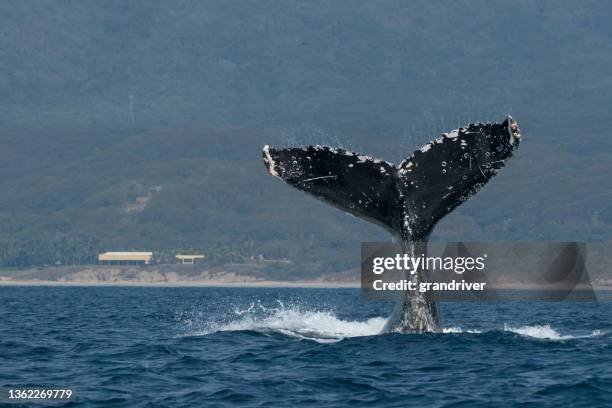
0,279,361,288
0,279,611,292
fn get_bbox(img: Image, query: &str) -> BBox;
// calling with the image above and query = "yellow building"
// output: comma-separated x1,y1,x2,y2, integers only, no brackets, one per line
176,254,205,264
98,252,153,266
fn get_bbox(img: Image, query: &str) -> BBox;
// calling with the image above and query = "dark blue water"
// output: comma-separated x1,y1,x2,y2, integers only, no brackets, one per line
1,286,611,407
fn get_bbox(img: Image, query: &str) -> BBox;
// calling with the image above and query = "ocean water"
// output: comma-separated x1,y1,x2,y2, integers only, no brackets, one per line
0,287,611,407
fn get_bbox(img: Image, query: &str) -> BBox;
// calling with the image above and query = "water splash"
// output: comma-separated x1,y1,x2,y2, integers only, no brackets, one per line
444,324,604,340
177,303,606,343
503,324,604,340
442,326,482,334
179,302,386,343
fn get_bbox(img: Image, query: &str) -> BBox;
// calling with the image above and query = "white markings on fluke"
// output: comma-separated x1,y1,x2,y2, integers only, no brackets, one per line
263,145,279,177
301,175,338,183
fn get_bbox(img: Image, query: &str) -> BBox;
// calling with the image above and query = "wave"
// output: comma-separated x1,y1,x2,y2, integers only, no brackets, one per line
442,326,482,334
182,302,387,343
179,303,605,343
446,324,604,340
503,324,603,340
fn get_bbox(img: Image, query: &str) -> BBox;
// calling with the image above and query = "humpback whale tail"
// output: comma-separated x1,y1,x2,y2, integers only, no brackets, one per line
263,117,521,332
263,117,520,241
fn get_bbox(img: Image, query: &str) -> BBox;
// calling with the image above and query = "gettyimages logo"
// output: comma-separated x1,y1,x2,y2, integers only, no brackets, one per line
372,253,487,275
362,242,605,302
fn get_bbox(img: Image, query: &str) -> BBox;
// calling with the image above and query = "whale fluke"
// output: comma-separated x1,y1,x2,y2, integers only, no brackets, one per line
263,144,403,235
263,117,521,333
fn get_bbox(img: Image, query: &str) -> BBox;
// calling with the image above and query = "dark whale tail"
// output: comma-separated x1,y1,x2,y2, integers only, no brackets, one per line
263,117,520,242
263,117,520,333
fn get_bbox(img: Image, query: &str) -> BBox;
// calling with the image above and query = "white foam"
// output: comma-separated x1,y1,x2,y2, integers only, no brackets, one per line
503,324,604,340
187,304,387,343
442,324,605,340
442,326,482,334
179,305,605,343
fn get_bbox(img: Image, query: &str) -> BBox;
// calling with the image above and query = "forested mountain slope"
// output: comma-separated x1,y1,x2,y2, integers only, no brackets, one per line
1,1,610,271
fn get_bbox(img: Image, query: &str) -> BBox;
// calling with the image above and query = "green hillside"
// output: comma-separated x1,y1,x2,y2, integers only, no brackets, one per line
0,1,610,272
